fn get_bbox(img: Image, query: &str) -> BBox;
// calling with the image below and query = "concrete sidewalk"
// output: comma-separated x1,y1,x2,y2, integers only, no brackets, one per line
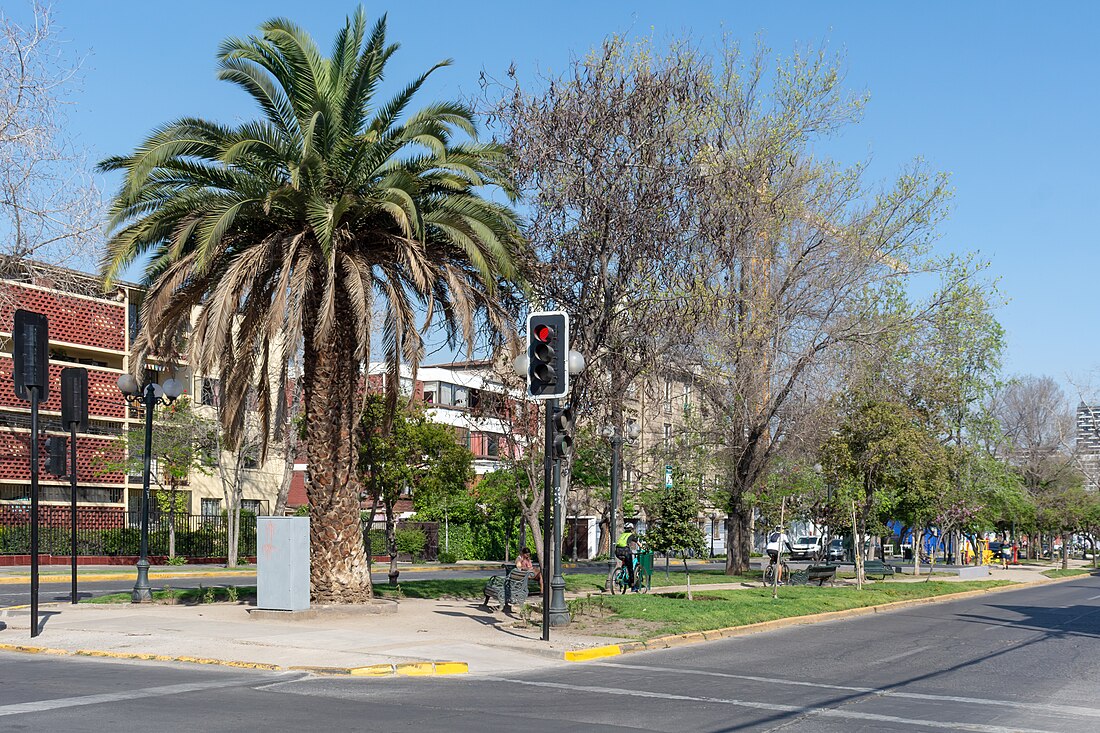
0,594,625,675
1,561,1087,678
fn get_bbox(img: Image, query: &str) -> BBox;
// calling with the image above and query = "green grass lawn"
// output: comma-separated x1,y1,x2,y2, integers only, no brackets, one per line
84,585,255,604
569,580,1016,640
1040,568,1096,578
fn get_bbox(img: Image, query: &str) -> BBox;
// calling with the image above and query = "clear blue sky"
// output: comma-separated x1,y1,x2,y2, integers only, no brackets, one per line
17,1,1100,388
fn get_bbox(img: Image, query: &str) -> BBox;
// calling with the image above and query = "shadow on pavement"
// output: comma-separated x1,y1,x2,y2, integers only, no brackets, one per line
705,585,1100,732
433,602,538,640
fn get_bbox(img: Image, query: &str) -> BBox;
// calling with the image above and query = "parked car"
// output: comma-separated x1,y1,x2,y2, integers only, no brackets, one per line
789,536,823,560
827,538,846,562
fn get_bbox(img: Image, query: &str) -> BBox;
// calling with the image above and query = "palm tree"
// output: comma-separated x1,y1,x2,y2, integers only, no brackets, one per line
99,8,528,602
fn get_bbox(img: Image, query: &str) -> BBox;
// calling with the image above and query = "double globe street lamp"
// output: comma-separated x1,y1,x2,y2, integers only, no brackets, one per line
601,421,640,590
117,374,184,602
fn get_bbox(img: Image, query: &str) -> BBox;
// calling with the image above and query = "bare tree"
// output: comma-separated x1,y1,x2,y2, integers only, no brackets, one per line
0,3,100,281
681,41,968,573
484,36,706,558
993,375,1075,492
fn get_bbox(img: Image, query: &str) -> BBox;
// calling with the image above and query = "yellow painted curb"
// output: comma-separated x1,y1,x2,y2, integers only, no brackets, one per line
564,645,622,662
0,642,67,655
349,664,395,676
433,662,469,675
0,571,256,586
395,662,436,676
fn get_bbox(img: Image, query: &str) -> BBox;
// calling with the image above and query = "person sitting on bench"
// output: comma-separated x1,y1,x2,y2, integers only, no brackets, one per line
517,546,542,592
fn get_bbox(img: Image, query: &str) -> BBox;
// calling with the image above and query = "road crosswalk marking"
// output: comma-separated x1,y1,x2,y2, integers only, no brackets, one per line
586,661,1100,719
478,675,1062,733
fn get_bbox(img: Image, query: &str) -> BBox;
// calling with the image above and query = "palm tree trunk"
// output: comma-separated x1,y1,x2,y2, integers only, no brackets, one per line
303,321,372,604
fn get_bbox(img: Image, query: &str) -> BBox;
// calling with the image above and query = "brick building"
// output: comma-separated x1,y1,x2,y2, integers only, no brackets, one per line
0,264,284,528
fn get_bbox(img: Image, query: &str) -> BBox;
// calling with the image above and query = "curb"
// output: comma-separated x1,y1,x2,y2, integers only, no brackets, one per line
0,642,470,677
0,571,257,586
563,573,1092,662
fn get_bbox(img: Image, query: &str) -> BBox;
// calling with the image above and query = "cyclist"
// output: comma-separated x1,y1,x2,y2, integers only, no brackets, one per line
765,526,792,584
615,522,638,591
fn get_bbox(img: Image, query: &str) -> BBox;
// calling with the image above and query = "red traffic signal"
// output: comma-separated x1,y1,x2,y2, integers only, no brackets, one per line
526,312,569,399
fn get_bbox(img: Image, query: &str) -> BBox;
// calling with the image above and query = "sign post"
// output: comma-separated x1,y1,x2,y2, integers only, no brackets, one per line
14,310,49,637
61,367,88,604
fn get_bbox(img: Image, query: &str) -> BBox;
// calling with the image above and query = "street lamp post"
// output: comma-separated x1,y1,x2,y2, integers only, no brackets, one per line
601,421,640,591
117,374,183,603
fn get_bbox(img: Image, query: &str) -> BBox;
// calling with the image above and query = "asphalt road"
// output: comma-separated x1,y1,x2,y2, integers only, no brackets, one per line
0,562,733,607
1,575,1098,732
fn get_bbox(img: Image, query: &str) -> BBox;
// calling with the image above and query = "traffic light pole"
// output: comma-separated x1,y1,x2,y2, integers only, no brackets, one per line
541,398,554,641
549,445,569,626
69,424,78,604
29,385,40,638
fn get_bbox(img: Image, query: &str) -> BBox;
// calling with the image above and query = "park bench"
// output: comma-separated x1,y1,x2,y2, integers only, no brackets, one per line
787,564,838,586
863,560,895,580
483,567,534,611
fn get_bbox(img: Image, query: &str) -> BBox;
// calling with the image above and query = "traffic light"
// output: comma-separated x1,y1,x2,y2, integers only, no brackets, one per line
527,311,569,399
552,404,575,458
46,436,67,477
60,367,89,432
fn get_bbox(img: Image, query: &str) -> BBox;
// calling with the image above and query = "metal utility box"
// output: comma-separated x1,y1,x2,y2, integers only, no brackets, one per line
257,517,310,611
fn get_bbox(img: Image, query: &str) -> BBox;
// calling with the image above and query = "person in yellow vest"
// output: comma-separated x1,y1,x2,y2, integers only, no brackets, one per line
615,523,637,590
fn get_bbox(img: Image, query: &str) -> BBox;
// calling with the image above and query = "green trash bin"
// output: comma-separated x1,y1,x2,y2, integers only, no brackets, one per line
636,549,654,592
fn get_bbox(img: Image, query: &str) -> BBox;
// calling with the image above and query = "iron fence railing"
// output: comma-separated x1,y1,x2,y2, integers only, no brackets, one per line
0,513,256,558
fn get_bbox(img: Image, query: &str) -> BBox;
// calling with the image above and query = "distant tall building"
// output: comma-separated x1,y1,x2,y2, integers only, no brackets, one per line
1076,403,1100,491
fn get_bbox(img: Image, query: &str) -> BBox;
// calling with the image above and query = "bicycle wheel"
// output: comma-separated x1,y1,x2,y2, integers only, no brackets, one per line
611,566,626,595
638,571,650,593
764,563,775,584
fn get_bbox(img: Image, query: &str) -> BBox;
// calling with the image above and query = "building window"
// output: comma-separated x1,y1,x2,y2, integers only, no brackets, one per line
241,499,265,516
201,498,221,517
663,423,672,449
664,381,673,413
201,378,219,407
683,384,692,412
486,433,501,458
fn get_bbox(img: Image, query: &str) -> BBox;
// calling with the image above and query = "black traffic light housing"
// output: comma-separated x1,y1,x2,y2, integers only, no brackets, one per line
60,367,89,432
527,311,569,399
13,309,49,401
552,404,575,458
46,435,67,477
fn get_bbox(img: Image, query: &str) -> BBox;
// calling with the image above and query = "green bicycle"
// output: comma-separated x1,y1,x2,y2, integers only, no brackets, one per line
612,548,652,594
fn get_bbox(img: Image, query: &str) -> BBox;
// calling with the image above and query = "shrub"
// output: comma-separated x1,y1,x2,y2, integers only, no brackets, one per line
394,527,427,561
437,550,458,564
365,528,387,555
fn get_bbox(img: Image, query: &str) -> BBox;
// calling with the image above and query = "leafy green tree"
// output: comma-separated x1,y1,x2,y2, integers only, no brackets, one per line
103,398,218,559
98,9,528,602
359,394,473,582
822,399,949,583
645,481,706,599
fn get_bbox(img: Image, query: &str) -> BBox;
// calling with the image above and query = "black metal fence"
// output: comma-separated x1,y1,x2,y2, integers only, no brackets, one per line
0,513,257,558
364,520,439,561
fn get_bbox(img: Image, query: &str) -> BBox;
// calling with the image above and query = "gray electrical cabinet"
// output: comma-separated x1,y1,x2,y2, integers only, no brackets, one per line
257,516,310,611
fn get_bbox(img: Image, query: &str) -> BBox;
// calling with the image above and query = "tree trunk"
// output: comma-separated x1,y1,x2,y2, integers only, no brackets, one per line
913,526,922,577
386,500,399,586
725,506,752,575
683,556,692,601
168,491,177,560
302,318,372,603
1091,536,1097,569
1062,533,1069,570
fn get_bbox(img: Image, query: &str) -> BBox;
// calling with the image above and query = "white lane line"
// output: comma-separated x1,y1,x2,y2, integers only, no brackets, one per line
586,662,1100,719
869,644,931,665
1086,594,1100,601
477,676,1058,733
0,677,267,717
